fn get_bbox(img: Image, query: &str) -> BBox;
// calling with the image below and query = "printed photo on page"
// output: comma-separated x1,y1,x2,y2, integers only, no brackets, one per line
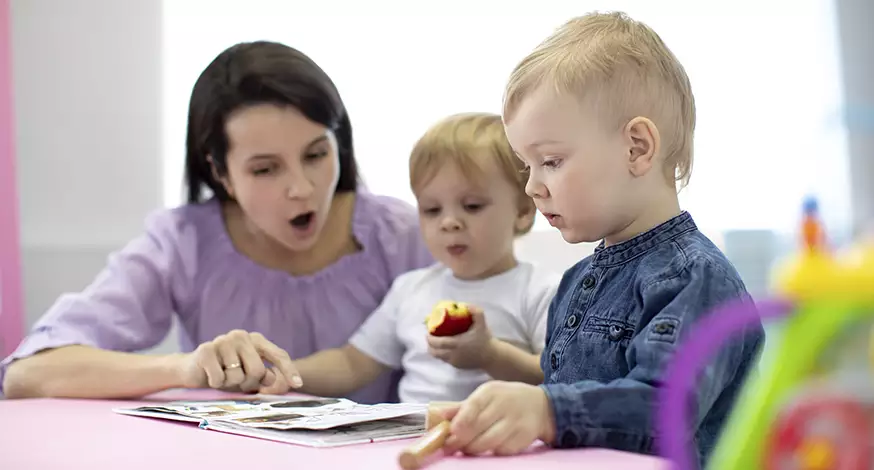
204,414,427,447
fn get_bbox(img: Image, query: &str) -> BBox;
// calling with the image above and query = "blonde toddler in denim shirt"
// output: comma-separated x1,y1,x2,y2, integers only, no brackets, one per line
440,12,765,469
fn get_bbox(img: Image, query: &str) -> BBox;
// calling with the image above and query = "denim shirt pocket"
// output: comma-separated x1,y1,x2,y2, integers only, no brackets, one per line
570,315,636,382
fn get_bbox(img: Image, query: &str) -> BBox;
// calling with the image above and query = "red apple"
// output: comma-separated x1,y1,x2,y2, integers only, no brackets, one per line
426,300,473,336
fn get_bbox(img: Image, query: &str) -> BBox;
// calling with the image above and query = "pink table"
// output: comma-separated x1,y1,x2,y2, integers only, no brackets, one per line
0,390,669,469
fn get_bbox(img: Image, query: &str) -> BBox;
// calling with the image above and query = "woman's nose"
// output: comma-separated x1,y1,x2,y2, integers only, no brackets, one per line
286,173,314,200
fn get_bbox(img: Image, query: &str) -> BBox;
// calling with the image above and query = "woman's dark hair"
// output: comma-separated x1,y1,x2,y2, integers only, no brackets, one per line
184,41,358,203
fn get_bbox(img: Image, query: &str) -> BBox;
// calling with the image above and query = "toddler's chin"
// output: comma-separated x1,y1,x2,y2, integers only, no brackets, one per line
558,227,600,245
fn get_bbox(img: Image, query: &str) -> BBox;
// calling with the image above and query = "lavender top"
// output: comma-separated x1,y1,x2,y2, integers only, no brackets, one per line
0,190,434,403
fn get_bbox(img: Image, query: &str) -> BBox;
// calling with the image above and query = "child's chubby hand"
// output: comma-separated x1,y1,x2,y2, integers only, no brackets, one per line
441,381,556,456
426,306,496,369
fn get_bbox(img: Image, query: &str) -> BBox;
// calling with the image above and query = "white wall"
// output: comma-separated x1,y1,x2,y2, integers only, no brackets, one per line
835,0,874,233
11,0,176,352
8,1,590,357
162,0,851,238
12,0,868,357
10,0,597,357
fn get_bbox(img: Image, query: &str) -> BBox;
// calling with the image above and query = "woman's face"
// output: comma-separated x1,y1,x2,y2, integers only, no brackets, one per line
216,103,340,253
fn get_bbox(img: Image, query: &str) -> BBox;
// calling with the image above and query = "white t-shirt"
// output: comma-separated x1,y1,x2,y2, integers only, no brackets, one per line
348,262,559,403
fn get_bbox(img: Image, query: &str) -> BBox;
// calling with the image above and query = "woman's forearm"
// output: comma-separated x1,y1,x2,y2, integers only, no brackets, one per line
3,345,185,399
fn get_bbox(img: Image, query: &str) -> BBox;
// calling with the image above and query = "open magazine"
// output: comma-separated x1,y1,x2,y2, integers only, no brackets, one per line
113,395,427,447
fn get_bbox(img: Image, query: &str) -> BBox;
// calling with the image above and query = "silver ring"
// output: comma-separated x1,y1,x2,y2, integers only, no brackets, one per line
224,362,242,370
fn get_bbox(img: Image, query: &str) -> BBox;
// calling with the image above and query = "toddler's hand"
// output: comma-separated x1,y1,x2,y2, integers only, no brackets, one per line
442,381,555,456
177,330,303,393
426,306,495,369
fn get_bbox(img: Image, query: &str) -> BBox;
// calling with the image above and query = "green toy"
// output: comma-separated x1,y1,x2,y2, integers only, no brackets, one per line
659,197,874,470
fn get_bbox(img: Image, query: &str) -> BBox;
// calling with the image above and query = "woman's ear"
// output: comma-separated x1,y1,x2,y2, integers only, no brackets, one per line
624,116,660,178
208,155,234,198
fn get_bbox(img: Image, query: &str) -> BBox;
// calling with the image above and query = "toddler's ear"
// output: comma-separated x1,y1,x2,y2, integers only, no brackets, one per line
514,198,537,234
625,116,660,177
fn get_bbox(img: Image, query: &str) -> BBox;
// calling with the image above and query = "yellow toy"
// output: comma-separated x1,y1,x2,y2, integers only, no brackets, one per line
659,197,874,470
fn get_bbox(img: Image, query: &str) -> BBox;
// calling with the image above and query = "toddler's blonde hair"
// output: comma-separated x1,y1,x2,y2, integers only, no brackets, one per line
409,112,535,235
504,11,695,188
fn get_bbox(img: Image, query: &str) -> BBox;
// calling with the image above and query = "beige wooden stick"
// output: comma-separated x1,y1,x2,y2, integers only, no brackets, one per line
397,402,460,470
398,421,451,470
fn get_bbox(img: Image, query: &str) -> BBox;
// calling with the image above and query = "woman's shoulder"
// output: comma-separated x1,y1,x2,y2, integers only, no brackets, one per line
133,199,233,273
141,199,223,243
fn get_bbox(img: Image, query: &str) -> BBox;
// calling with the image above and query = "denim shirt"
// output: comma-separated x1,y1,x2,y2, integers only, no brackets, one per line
540,212,765,468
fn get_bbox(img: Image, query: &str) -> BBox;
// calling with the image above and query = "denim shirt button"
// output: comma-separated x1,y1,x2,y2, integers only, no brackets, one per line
560,430,579,447
566,314,579,328
608,325,624,341
550,353,558,369
582,275,596,289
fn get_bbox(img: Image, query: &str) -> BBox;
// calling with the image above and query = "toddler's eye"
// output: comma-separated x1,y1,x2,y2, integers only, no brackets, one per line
464,204,484,212
422,207,440,216
543,159,562,169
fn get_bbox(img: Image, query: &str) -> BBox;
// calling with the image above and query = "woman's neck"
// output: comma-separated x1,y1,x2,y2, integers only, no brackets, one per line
223,192,362,277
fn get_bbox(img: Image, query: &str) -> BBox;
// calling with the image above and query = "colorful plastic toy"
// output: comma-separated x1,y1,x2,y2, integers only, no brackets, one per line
659,196,874,470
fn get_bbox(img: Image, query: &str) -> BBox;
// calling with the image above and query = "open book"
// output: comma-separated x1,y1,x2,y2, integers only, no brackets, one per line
113,395,427,448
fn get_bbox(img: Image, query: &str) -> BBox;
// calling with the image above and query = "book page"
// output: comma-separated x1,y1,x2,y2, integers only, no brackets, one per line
204,414,426,447
114,395,427,431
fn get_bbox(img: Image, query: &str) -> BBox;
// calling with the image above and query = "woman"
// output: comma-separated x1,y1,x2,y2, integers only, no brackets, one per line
1,41,433,403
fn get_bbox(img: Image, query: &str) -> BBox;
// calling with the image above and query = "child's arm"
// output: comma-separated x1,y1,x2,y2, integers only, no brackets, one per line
427,307,543,384
441,258,766,457
427,274,559,385
294,273,411,397
482,339,543,384
479,272,561,385
292,344,390,398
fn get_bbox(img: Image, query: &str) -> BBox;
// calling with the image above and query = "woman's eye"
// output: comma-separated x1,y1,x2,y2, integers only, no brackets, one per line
304,150,328,161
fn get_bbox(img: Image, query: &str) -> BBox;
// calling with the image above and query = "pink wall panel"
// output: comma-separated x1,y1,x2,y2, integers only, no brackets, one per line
0,0,23,357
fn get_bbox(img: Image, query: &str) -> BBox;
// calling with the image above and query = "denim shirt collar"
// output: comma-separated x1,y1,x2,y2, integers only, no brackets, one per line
591,211,697,268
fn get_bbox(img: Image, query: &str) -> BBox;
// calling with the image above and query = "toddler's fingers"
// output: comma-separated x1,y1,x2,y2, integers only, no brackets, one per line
493,429,532,457
468,307,486,322
439,404,461,421
443,404,484,453
425,334,458,350
443,434,462,455
259,367,290,395
427,346,452,361
259,368,278,387
461,418,512,456
450,393,500,437
251,334,302,388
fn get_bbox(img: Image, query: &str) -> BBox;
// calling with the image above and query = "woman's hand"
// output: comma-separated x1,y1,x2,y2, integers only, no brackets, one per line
178,330,303,394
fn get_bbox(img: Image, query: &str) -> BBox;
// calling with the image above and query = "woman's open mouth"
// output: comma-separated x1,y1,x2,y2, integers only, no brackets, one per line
289,212,315,231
